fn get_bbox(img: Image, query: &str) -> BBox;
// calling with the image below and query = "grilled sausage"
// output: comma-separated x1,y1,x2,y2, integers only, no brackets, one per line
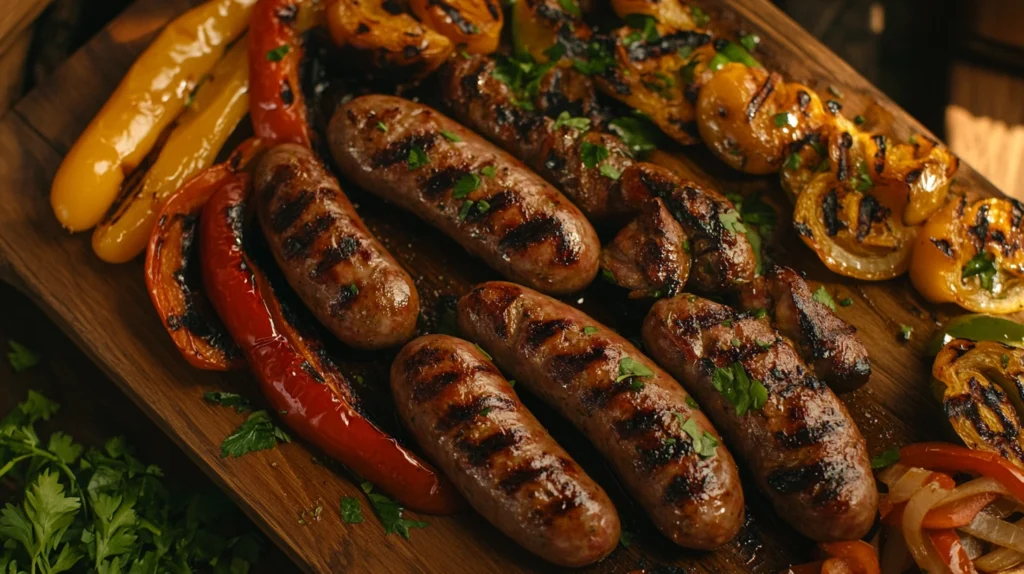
600,197,690,299
391,335,621,567
328,95,600,295
457,281,745,549
620,163,756,292
642,295,878,541
440,55,645,225
734,265,871,393
253,144,419,350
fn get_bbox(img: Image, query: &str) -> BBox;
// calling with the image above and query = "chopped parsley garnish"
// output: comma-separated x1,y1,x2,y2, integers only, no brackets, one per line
479,407,493,417
480,165,497,178
728,191,776,276
624,14,660,44
376,121,388,132
599,164,622,180
963,252,997,291
476,200,491,214
718,211,747,235
690,5,710,27
491,53,556,111
870,448,900,469
407,147,429,170
756,339,773,349
1003,354,1011,369
616,357,654,389
557,0,581,18
220,410,291,458
452,173,481,198
619,529,636,548
899,324,913,342
440,129,462,142
552,111,591,132
580,141,610,169
663,437,677,446
7,340,40,373
266,45,290,62
812,285,837,311
679,416,716,458
475,344,492,360
711,362,768,416
204,391,252,413
730,337,741,347
340,497,364,524
854,115,866,125
678,45,694,60
508,379,516,388
754,308,768,319
608,114,664,158
348,283,359,296
739,33,760,53
583,326,599,335
360,482,428,539
784,152,803,171
840,297,854,307
854,161,873,192
773,112,794,128
685,396,700,409
571,41,615,76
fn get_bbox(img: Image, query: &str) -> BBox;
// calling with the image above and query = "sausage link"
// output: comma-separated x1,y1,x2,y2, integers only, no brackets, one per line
642,295,878,541
329,95,600,295
457,281,744,549
391,335,620,567
254,144,419,350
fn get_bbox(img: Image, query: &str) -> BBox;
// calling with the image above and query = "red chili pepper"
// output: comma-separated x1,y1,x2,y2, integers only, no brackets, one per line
927,529,978,574
249,0,312,148
899,442,1024,503
144,140,263,371
199,175,463,514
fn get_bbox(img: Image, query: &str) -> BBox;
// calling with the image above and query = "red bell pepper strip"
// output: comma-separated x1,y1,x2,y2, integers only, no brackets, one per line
199,174,463,514
144,139,263,371
900,442,1024,503
249,0,312,148
927,529,978,574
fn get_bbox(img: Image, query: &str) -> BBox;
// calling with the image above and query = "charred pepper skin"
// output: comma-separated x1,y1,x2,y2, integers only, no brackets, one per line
199,173,463,515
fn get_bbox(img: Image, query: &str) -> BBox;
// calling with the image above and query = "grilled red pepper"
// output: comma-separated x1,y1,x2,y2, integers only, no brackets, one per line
144,140,264,371
900,442,1024,503
249,0,312,148
199,174,462,514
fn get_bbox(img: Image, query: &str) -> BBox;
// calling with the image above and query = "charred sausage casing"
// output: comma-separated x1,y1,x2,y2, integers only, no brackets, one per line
329,95,600,295
642,295,878,541
457,281,745,549
391,335,620,567
253,144,419,350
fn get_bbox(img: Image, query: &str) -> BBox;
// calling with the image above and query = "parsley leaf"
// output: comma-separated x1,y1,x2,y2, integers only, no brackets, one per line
717,211,747,235
376,121,388,132
492,53,556,111
360,482,428,539
458,201,475,221
204,391,252,413
963,251,997,291
266,45,290,62
679,416,717,458
690,6,710,27
854,115,866,125
452,173,481,198
0,470,83,573
340,497,363,524
557,0,581,18
481,165,497,178
839,297,854,307
784,152,803,171
616,357,654,385
599,163,622,180
571,41,615,76
812,286,837,311
871,448,900,469
711,362,768,416
773,112,794,128
440,129,462,142
8,340,40,373
580,141,610,169
583,326,599,335
854,161,873,192
407,147,429,170
608,114,664,158
899,324,913,342
739,33,760,53
552,111,591,132
624,14,660,44
220,410,291,459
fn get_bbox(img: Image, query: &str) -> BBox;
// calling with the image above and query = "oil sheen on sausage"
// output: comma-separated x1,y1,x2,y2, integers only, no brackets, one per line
391,335,620,567
254,144,419,350
457,281,745,549
642,295,878,541
329,94,600,295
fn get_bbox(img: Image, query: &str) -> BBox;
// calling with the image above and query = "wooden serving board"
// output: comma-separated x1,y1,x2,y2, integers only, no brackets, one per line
0,0,1007,572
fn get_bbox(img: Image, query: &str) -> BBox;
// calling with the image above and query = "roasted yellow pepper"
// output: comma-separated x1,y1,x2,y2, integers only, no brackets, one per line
410,0,503,54
911,196,1024,314
50,0,257,233
933,339,1024,468
91,37,250,263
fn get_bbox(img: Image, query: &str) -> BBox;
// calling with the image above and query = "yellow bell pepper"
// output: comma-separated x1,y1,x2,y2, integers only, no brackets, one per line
92,37,250,263
50,0,257,233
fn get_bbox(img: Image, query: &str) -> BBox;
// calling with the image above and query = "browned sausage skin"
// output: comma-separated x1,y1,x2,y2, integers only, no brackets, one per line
329,95,600,295
457,281,745,549
642,295,878,541
391,335,620,567
253,144,419,350
600,197,691,299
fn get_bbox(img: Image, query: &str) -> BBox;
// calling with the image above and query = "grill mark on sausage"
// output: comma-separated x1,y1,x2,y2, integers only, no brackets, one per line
774,420,840,449
499,216,579,265
372,132,437,168
746,74,776,122
270,190,315,233
614,408,662,439
531,493,583,525
424,166,470,199
549,345,609,386
412,370,463,402
664,470,707,504
282,214,335,259
436,395,516,431
524,319,573,350
639,439,692,470
766,460,851,508
458,428,522,466
482,189,520,215
328,283,360,316
466,284,520,340
498,461,563,495
311,237,360,279
670,306,733,337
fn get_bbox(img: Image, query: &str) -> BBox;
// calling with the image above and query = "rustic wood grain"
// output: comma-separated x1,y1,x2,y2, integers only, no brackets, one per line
0,0,1011,572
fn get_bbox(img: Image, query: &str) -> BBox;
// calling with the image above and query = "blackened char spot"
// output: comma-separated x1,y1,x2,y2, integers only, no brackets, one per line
524,319,572,350
328,283,360,316
549,345,608,386
931,238,954,258
822,188,841,237
499,463,556,494
746,74,776,122
428,0,479,34
403,45,422,59
282,214,335,259
485,0,500,19
532,495,583,525
372,133,437,168
483,190,520,216
614,409,662,439
857,195,888,242
436,396,515,431
499,216,579,265
425,166,470,199
458,428,522,466
412,370,462,402
381,0,403,14
664,471,707,504
270,190,314,233
872,135,887,174
311,237,360,279
281,80,294,106
774,420,840,449
275,4,298,23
